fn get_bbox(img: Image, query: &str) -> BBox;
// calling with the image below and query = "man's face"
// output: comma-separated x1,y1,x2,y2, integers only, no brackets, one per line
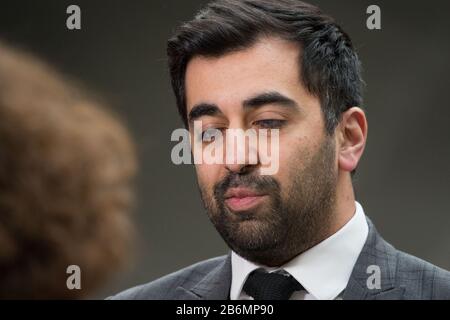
185,37,339,266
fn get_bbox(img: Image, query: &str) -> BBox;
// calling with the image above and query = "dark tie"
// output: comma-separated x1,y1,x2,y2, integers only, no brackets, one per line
243,269,304,300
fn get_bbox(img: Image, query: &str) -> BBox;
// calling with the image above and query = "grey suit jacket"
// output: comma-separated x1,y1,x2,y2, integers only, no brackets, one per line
109,218,450,300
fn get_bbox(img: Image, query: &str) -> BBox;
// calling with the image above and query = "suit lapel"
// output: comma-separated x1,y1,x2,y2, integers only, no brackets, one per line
174,253,232,300
343,217,405,300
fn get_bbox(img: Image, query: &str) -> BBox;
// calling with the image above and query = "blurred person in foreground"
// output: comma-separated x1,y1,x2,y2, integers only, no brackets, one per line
111,0,449,300
0,41,137,299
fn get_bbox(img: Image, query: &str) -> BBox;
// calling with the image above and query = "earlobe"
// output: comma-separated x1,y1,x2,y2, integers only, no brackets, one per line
337,107,368,172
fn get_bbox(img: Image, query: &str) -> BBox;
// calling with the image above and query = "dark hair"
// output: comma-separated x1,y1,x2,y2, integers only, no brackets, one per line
167,0,364,134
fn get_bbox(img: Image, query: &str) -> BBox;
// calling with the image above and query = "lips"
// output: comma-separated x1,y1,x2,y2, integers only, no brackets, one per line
224,187,267,211
224,187,264,199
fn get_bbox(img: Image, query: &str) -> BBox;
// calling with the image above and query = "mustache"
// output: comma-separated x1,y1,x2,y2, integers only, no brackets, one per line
213,172,280,201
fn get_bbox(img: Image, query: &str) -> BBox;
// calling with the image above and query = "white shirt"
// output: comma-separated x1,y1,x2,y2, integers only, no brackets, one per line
230,201,369,300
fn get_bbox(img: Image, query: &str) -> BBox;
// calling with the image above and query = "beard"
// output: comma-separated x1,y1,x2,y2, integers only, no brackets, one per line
198,136,338,267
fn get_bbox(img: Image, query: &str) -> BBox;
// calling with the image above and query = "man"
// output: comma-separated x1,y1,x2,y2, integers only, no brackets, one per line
111,0,450,300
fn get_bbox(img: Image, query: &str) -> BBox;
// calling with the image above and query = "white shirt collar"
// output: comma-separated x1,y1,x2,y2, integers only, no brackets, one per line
230,201,369,300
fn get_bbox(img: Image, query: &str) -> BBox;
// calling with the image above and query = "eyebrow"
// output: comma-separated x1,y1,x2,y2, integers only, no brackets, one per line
243,91,299,110
188,91,299,124
188,103,223,124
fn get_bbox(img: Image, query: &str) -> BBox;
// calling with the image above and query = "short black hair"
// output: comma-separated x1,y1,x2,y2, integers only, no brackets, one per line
167,0,364,135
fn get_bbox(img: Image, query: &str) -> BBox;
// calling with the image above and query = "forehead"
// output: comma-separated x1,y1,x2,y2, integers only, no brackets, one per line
185,37,303,112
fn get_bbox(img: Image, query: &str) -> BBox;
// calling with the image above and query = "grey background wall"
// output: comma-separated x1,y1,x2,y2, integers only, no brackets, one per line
0,0,449,298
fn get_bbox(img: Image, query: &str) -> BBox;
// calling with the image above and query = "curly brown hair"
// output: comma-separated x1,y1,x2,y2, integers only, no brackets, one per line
0,41,137,299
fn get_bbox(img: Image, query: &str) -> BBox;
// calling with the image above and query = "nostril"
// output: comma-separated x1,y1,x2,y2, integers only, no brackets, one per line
224,163,256,175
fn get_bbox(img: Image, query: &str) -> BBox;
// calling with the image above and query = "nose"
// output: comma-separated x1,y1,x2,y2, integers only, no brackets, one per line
223,127,259,174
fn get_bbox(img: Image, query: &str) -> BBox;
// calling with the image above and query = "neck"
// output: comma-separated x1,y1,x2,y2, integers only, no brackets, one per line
327,171,356,237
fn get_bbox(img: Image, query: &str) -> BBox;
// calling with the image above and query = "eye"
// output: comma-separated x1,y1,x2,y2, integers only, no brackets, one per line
201,128,222,142
253,119,286,129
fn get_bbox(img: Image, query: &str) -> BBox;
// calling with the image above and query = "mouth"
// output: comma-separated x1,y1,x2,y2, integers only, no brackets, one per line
223,187,267,212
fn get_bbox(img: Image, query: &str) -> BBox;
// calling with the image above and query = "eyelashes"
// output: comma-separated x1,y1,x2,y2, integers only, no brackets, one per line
199,119,286,142
252,119,286,129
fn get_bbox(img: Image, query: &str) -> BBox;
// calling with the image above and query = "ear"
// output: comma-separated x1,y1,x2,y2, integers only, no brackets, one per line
336,107,368,172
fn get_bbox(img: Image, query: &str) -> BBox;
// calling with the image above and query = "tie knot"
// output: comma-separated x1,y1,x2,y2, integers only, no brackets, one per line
243,269,304,300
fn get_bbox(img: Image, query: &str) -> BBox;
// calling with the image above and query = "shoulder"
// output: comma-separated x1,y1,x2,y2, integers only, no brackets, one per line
107,255,228,300
394,249,450,299
354,217,449,300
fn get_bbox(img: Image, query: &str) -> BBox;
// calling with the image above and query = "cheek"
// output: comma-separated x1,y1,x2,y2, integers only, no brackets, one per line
275,135,311,183
195,163,223,191
279,133,309,163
